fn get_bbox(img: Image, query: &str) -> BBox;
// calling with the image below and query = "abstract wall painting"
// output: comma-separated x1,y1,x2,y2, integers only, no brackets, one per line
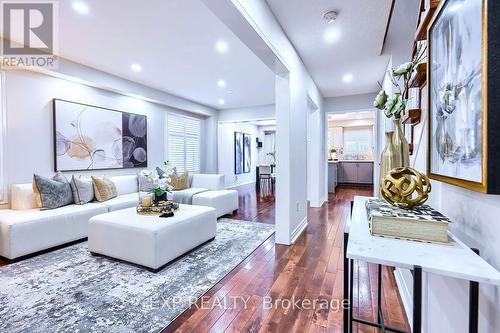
243,133,251,173
427,0,500,193
234,132,244,175
53,99,147,171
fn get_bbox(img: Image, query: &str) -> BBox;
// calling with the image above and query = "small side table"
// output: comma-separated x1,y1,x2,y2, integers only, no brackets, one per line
343,196,500,333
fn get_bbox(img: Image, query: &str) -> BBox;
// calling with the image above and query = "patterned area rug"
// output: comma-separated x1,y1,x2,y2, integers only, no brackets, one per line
0,219,274,333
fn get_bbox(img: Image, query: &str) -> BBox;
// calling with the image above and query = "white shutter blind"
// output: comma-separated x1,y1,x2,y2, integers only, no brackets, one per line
167,114,201,173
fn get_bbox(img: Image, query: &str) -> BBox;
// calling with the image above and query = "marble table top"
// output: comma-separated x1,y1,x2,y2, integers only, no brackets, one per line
347,196,500,285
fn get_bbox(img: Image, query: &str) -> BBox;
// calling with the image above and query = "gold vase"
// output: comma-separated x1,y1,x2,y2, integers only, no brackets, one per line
380,132,398,196
392,118,410,167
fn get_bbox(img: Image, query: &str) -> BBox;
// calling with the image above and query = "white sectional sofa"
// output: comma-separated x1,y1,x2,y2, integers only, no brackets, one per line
0,174,238,260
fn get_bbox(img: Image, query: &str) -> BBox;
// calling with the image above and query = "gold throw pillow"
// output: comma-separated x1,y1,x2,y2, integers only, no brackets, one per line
169,171,189,190
92,176,118,202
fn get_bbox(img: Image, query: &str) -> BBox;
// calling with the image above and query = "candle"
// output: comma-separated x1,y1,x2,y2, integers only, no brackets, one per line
141,196,152,207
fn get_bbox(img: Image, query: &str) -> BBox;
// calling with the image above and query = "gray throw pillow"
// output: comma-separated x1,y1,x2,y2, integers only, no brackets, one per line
70,176,94,205
156,166,177,179
33,173,73,210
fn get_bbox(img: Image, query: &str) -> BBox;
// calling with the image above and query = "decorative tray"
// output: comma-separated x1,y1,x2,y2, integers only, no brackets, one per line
136,200,179,216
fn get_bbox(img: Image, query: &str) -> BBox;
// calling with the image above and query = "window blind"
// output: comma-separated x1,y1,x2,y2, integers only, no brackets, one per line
167,114,201,173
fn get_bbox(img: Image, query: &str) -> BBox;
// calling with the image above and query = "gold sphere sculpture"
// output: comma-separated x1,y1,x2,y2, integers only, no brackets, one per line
381,167,431,209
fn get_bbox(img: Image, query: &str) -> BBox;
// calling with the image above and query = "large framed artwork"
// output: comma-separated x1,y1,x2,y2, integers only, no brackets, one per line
427,0,500,194
234,132,244,175
53,99,148,171
243,133,251,173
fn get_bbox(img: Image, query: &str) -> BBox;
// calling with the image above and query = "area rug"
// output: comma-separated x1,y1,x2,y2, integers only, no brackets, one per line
0,218,274,333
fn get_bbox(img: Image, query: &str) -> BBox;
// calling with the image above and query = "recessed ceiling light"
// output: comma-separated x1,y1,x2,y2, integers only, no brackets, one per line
72,1,89,14
342,73,353,83
323,27,341,44
215,40,229,53
131,63,142,72
217,79,227,88
218,99,225,105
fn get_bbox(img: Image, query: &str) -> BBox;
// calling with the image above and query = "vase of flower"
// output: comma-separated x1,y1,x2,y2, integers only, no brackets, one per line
380,132,399,191
140,168,173,205
392,118,410,167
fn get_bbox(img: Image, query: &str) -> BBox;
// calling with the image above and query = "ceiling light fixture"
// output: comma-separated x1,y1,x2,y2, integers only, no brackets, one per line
72,1,89,14
131,63,142,72
218,99,225,105
323,11,338,24
342,73,353,83
215,40,229,53
217,79,227,88
323,27,341,44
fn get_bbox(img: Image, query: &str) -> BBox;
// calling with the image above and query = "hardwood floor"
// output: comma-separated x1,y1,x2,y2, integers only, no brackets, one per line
164,184,410,333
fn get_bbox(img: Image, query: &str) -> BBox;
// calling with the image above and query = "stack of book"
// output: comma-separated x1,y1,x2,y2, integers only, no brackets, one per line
365,198,452,244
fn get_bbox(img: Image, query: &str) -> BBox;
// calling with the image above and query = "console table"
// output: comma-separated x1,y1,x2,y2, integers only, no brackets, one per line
343,196,500,333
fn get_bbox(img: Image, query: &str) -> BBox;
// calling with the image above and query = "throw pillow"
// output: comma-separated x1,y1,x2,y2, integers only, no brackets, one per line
169,171,189,190
92,176,118,202
156,165,177,179
70,176,94,205
32,172,73,210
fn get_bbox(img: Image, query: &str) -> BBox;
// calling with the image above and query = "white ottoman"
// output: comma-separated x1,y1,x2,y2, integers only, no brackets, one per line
192,190,239,217
88,205,217,272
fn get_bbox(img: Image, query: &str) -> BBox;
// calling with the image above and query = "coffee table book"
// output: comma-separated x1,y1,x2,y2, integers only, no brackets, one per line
365,198,452,244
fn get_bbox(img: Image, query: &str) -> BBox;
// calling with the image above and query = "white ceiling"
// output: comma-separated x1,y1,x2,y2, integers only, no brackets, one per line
55,0,275,110
266,0,393,98
329,111,375,121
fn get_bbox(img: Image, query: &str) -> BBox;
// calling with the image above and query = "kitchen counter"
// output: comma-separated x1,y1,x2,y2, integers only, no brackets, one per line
329,160,374,163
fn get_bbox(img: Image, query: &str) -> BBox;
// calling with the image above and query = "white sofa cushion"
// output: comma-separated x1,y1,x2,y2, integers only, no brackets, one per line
88,205,217,270
192,190,238,218
100,193,138,212
0,203,108,259
108,175,138,196
11,183,38,210
190,174,224,191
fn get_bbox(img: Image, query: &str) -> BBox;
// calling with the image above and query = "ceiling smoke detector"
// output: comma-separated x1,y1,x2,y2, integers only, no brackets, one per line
323,11,338,24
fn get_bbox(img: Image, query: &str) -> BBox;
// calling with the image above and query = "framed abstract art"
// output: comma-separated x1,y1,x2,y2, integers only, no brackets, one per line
427,0,499,194
234,132,244,175
53,99,148,172
243,133,251,173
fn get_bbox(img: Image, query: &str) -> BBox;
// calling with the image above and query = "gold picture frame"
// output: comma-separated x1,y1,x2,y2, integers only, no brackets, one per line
426,0,499,194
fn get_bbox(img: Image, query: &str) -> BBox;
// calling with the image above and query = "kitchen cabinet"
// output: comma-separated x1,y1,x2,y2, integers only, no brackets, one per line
342,163,358,183
328,162,338,193
357,162,374,184
337,161,374,184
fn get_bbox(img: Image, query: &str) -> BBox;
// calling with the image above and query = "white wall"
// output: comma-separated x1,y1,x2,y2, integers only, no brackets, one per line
324,93,378,113
1,69,217,206
217,122,258,188
218,104,274,122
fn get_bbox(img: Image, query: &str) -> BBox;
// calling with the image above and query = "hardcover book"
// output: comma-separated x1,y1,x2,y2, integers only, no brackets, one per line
365,199,452,244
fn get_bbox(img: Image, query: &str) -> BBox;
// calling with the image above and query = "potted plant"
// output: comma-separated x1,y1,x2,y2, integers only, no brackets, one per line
329,148,337,160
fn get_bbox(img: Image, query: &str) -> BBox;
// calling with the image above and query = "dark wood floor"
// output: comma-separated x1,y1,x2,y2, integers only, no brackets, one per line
164,184,410,333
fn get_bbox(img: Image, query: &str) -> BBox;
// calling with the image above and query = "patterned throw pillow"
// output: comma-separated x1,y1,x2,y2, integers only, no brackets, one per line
169,171,189,190
32,172,74,210
70,176,95,205
91,176,118,202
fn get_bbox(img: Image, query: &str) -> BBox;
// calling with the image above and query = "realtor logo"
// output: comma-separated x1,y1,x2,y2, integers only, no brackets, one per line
1,1,58,68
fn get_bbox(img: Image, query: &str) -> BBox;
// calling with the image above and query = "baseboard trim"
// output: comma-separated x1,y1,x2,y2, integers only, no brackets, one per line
394,267,413,328
290,216,308,244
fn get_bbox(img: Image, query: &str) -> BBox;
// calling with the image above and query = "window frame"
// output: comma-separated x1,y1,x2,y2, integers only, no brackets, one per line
166,113,201,174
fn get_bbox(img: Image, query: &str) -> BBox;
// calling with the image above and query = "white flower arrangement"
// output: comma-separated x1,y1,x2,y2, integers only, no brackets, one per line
140,165,173,197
